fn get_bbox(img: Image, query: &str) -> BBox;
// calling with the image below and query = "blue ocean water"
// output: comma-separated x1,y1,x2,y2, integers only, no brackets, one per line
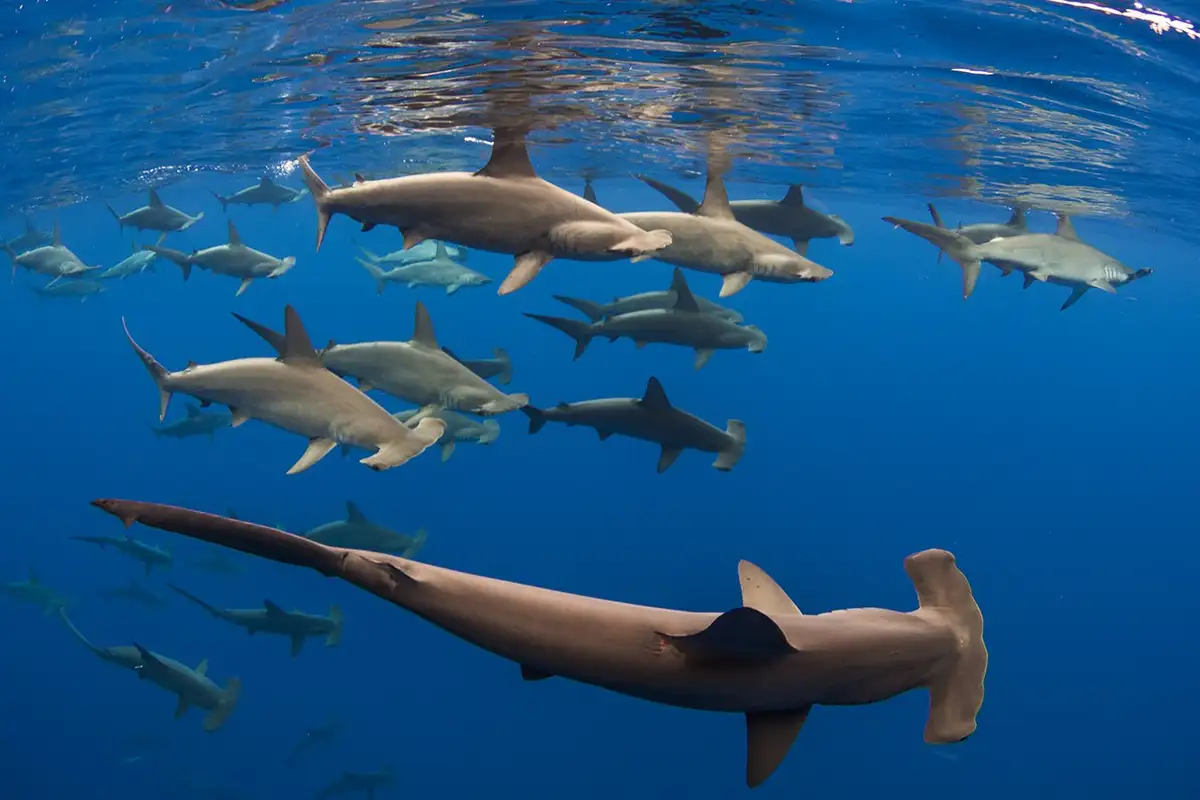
2,1,1199,797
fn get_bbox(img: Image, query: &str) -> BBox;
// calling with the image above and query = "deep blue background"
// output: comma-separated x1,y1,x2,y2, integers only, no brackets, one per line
1,170,1196,798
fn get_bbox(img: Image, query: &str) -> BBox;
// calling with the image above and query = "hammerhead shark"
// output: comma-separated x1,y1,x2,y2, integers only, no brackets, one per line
122,305,446,473
883,212,1152,309
3,220,98,283
2,567,69,614
637,177,855,251
106,189,204,236
167,583,344,657
522,377,746,473
314,766,395,799
151,403,233,440
90,499,987,789
296,127,674,295
301,501,427,557
552,270,744,323
211,176,308,210
526,268,766,369
59,610,241,731
72,533,173,576
146,219,297,296
356,241,491,295
3,218,51,254
286,720,342,764
441,346,513,385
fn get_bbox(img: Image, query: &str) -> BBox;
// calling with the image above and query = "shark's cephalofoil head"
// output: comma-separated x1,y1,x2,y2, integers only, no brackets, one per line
466,273,493,286
1133,268,1153,281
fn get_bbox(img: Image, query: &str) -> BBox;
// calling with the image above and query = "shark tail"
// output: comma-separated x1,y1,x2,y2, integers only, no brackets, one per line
493,347,513,385
165,582,224,619
358,417,447,471
712,419,746,471
210,190,229,211
882,216,982,299
355,257,387,295
326,605,344,647
297,155,333,251
57,609,107,658
122,318,173,421
521,405,547,434
401,528,428,559
637,175,702,214
105,203,124,231
551,294,607,322
203,677,242,732
71,535,109,549
903,549,987,745
523,313,595,360
143,245,193,281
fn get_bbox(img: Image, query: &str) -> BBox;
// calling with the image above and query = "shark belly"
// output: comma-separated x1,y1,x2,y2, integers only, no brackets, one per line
621,213,755,274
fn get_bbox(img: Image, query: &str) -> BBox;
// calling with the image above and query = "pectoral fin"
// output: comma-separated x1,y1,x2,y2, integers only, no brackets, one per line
721,272,752,297
290,635,305,657
440,441,455,462
499,251,552,295
235,277,252,296
745,707,811,788
287,438,337,475
1087,278,1116,294
694,349,714,370
520,664,554,681
230,408,251,427
657,445,683,474
174,695,191,719
1060,285,1089,311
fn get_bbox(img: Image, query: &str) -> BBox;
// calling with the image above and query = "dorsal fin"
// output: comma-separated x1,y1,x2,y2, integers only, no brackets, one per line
227,220,242,247
263,599,286,615
657,607,798,665
669,268,701,312
639,377,671,410
27,566,39,584
1007,206,1026,227
185,403,201,418
1055,214,1081,242
281,306,321,363
194,658,208,677
475,128,537,179
780,185,805,207
411,301,439,348
52,220,61,247
434,241,447,259
259,176,274,186
739,561,802,615
354,173,366,183
697,172,735,220
148,189,164,208
346,501,368,524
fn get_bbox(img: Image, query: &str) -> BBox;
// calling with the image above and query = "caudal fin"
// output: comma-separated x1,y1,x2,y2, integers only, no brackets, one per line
122,318,173,421
401,528,428,559
210,190,229,212
325,604,344,647
143,245,193,281
297,155,333,251
882,216,982,299
203,677,242,732
358,417,447,471
904,549,987,745
521,406,547,434
493,347,513,385
712,420,746,471
105,203,124,231
523,313,595,360
552,295,607,322
356,257,387,295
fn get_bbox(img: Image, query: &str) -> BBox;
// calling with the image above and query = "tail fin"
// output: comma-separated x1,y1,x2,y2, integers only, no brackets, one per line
297,155,333,251
712,420,746,471
493,347,513,385
358,417,447,471
210,190,229,212
57,609,107,658
105,203,124,231
522,313,596,360
401,528,428,559
203,677,242,732
903,549,987,745
143,245,193,281
4,243,18,282
165,583,225,619
552,295,607,322
521,406,547,434
882,216,982,299
355,242,382,262
356,257,387,295
325,605,344,647
122,318,173,421
637,175,702,214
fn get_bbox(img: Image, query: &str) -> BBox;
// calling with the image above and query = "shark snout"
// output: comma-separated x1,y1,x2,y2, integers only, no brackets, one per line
1134,268,1153,281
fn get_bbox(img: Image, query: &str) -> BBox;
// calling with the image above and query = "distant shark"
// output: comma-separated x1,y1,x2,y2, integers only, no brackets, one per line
301,501,427,557
356,242,491,295
167,583,344,657
99,241,158,280
3,218,52,254
296,128,674,295
883,212,1151,309
3,220,98,283
91,500,987,789
552,269,743,323
59,610,241,732
356,239,466,266
151,403,233,440
440,346,513,385
314,766,395,799
638,177,855,251
391,407,499,463
72,533,173,576
2,567,69,614
286,720,341,764
97,579,169,610
122,305,446,473
106,189,204,236
29,278,105,301
211,176,308,210
523,377,746,473
146,219,297,296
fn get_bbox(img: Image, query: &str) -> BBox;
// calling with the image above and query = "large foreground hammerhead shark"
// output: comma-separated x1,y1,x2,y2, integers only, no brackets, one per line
90,499,987,789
